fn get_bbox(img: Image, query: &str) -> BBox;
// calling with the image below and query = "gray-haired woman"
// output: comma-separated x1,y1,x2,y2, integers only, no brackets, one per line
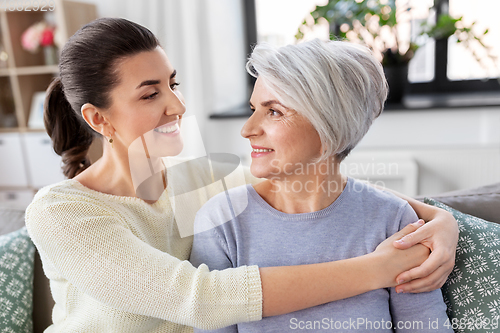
191,39,453,332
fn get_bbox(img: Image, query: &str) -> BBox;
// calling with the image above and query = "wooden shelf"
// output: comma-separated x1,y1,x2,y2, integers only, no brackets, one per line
0,67,10,77
0,127,20,133
0,127,46,133
0,65,59,77
15,65,59,75
0,0,96,131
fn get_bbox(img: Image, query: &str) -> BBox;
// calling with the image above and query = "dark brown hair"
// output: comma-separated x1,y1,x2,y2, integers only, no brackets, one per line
44,18,160,178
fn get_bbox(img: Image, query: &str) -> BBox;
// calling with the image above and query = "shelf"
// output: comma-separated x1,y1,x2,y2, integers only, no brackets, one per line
0,1,97,133
15,65,59,75
0,65,58,77
0,127,46,133
0,127,19,133
0,67,9,77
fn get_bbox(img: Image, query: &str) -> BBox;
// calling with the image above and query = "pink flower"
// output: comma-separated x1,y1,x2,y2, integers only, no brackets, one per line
21,26,41,53
40,28,54,47
21,22,56,53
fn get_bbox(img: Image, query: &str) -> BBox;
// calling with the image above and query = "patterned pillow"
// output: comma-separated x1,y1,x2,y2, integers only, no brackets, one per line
0,227,35,333
425,198,500,333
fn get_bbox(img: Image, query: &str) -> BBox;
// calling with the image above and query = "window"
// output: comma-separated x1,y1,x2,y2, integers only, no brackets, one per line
409,0,500,97
244,0,500,110
255,0,328,45
447,0,500,81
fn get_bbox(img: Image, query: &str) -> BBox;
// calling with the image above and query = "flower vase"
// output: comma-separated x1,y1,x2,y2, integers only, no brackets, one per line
43,46,58,66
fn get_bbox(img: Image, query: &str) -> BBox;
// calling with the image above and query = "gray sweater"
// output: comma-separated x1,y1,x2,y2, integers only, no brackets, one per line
190,178,452,332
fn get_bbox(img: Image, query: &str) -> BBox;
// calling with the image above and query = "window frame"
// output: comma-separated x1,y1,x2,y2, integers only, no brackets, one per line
408,0,500,96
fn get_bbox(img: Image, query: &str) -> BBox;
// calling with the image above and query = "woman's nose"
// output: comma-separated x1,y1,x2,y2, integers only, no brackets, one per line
241,110,261,138
166,90,186,117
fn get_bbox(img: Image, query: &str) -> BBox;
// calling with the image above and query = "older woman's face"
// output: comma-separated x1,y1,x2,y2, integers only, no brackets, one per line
241,77,322,180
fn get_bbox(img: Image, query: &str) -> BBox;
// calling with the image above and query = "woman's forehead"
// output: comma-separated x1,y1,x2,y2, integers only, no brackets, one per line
115,48,174,84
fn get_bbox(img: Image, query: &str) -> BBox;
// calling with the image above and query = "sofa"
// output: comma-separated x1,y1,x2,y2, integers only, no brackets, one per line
1,182,499,332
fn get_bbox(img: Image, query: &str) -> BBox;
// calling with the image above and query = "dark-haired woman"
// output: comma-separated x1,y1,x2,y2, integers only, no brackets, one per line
25,18,457,332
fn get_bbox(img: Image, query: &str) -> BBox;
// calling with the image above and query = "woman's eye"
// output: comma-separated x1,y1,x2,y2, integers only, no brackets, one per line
269,109,282,116
143,92,159,100
170,82,180,90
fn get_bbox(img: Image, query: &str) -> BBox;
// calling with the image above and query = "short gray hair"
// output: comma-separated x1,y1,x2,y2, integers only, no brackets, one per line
246,39,388,161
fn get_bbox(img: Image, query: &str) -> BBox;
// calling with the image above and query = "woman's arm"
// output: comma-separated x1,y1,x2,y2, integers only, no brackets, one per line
374,186,458,294
260,220,428,317
28,190,427,329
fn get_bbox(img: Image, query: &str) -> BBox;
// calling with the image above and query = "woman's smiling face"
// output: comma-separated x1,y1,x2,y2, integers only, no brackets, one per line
106,46,186,157
241,77,323,180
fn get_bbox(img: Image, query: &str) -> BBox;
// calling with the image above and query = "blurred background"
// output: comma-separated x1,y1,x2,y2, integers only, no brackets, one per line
1,0,500,210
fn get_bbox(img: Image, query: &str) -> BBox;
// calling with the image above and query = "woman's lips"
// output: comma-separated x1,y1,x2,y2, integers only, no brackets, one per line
251,146,274,158
153,121,180,136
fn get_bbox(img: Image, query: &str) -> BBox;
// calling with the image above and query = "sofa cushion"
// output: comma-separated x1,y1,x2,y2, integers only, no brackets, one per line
425,198,500,331
424,183,500,224
0,227,36,332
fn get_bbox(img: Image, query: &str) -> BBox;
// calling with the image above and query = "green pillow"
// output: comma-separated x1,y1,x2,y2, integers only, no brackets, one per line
425,197,500,332
0,227,35,333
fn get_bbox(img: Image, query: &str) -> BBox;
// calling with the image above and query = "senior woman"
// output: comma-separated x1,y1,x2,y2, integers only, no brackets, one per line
190,40,452,332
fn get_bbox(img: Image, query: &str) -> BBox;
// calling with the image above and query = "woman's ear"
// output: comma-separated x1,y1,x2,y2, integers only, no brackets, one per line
81,103,113,136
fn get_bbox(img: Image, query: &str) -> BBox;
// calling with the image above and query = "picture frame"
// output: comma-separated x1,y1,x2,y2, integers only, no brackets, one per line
28,91,46,129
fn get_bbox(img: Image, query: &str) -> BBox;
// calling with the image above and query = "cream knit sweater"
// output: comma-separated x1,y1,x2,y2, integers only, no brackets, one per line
25,175,262,332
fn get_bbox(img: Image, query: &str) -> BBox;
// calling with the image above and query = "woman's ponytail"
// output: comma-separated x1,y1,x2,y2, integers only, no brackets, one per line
44,77,93,179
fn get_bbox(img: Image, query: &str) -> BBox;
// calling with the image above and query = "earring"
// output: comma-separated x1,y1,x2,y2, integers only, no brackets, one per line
109,136,114,148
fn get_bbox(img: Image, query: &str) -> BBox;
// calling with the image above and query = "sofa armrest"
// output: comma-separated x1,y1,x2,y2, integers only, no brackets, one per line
417,183,500,224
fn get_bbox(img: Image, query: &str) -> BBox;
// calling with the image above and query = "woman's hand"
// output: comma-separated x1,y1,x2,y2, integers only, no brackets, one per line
372,220,430,289
392,208,458,293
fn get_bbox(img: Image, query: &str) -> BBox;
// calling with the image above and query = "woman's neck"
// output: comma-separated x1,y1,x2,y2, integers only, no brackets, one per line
254,160,347,214
74,142,166,203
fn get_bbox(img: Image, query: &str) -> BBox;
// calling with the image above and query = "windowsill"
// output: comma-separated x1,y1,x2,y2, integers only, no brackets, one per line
396,91,500,110
209,104,252,119
209,91,500,118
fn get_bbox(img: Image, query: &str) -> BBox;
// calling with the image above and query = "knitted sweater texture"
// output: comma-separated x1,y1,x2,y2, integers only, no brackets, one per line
25,178,262,332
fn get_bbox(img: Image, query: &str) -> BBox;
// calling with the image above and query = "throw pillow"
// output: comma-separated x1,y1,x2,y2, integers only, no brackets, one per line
0,227,35,333
425,197,500,333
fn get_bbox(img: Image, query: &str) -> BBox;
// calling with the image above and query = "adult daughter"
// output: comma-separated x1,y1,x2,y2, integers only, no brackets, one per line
26,18,457,332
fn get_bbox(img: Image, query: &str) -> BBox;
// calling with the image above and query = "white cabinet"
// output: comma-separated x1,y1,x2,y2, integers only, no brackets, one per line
0,189,34,210
0,132,64,209
0,132,29,187
23,132,64,188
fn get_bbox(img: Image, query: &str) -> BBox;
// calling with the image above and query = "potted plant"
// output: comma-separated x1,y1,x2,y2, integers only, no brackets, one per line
420,13,497,72
296,0,494,103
